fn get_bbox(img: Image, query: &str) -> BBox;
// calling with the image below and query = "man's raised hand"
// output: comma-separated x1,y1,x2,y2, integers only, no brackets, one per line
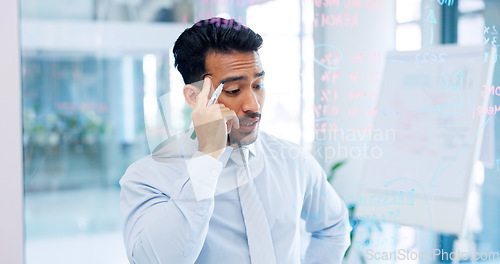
192,77,239,159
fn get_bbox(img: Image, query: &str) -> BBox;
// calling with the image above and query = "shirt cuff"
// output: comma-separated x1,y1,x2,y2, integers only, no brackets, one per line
187,151,223,201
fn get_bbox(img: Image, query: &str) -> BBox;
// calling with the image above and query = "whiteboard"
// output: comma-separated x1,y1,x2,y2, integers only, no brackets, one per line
355,45,495,235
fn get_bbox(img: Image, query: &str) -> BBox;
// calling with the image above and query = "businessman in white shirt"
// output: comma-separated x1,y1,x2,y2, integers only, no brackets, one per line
120,17,351,264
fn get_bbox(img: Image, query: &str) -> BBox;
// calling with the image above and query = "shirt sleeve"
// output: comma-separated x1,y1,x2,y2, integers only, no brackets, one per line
301,155,352,264
119,151,223,264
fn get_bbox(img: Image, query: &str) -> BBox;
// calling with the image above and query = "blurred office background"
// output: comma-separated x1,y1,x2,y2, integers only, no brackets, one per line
18,0,500,263
21,0,304,263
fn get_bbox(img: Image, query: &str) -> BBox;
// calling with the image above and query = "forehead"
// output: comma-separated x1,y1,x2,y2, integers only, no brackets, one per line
205,51,263,78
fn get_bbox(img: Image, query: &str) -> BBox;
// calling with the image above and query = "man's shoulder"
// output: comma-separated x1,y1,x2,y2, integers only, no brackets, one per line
258,132,325,181
258,131,314,161
120,153,187,185
126,155,153,171
259,131,301,150
120,155,155,181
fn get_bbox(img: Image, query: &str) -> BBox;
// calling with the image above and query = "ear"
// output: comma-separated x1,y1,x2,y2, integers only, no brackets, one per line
183,84,200,109
183,79,214,109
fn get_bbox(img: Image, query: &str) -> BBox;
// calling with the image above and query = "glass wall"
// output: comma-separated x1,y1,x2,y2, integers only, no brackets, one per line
20,0,500,263
20,0,304,263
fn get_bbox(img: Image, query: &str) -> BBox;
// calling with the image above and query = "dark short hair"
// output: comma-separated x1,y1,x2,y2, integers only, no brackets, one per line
173,17,263,84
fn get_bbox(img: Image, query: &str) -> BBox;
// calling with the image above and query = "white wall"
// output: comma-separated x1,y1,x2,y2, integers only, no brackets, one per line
0,0,24,263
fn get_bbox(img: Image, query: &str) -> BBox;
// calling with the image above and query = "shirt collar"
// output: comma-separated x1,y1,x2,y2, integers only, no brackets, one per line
221,141,258,167
247,142,257,158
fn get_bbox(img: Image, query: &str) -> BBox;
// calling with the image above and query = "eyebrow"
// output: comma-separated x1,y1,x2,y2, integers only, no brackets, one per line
220,70,265,84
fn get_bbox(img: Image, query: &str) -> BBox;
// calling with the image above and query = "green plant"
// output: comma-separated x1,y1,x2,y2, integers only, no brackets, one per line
326,159,368,264
327,160,347,183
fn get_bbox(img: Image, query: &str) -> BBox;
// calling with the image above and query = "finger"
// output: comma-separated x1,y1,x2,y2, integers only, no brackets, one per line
218,106,232,112
223,110,239,129
195,77,213,109
210,104,228,109
232,118,240,129
207,104,231,114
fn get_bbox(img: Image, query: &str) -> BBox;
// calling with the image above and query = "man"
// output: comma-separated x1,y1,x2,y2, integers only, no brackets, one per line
120,17,351,264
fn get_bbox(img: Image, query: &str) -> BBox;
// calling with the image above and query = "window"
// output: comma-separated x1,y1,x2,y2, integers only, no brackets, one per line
20,1,306,263
396,0,422,50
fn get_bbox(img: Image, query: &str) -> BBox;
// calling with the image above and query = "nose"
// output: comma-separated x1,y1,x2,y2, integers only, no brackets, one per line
241,88,260,113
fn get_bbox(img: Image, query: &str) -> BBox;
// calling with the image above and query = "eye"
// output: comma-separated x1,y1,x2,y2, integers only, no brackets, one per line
225,89,240,95
254,83,264,89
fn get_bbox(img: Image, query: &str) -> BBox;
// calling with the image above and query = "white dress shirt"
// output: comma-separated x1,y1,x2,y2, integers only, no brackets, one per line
120,131,351,263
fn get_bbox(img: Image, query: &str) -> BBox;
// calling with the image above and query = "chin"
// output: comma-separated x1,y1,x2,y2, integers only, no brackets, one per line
228,130,259,146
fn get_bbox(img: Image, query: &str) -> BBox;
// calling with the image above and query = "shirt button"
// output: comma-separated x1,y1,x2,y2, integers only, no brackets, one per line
210,170,217,177
198,210,206,216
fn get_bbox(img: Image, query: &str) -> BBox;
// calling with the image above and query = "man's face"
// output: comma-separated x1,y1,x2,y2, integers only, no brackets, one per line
204,51,265,146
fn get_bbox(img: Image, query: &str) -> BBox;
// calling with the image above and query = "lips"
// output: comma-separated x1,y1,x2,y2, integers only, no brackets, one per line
238,117,259,132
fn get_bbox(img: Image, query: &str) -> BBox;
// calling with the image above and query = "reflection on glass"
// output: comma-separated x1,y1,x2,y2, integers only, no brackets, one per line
396,23,422,51
22,54,151,264
21,1,303,263
396,0,421,23
458,15,485,46
459,0,485,13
